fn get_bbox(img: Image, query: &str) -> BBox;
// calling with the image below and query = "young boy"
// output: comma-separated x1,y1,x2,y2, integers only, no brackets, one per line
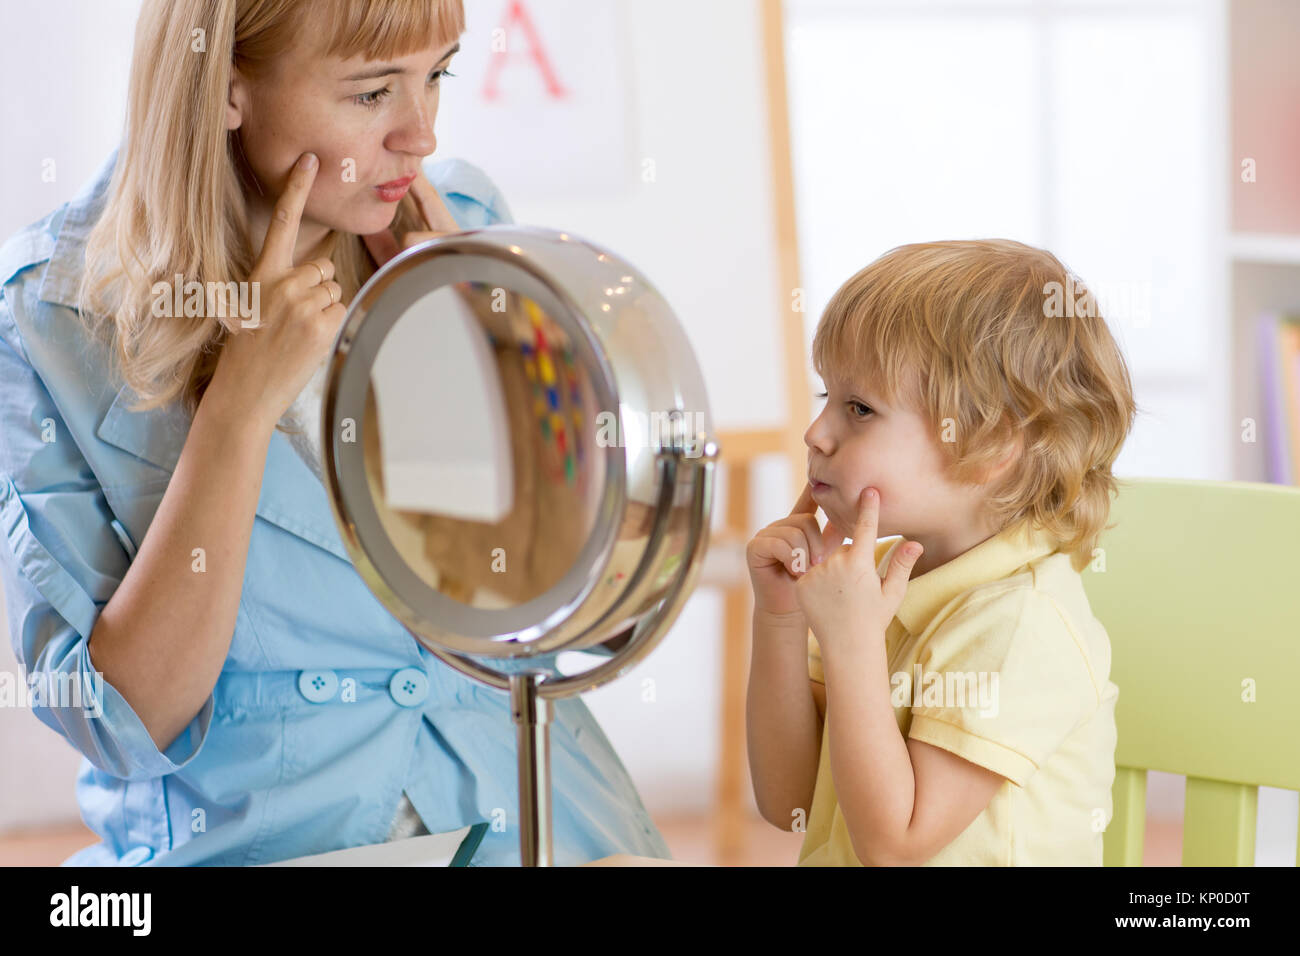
745,238,1136,866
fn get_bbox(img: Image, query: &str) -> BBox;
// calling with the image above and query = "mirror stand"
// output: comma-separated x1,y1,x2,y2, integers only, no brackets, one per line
407,436,719,866
510,671,553,867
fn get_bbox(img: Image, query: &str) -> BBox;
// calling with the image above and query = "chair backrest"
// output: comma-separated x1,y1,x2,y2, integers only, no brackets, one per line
1080,477,1300,866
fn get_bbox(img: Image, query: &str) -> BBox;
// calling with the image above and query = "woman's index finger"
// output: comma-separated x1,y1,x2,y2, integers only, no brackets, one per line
408,168,460,234
259,153,319,269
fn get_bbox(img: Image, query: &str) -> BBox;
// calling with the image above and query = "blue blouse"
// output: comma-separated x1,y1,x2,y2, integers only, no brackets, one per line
0,147,672,866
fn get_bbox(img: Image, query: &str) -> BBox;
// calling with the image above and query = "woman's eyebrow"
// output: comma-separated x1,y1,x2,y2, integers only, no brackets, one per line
342,43,461,81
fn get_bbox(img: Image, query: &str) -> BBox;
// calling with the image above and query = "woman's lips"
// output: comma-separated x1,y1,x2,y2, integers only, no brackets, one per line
374,174,416,202
811,480,830,493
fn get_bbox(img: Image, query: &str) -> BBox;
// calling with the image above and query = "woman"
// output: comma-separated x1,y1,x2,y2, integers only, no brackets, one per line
0,0,671,866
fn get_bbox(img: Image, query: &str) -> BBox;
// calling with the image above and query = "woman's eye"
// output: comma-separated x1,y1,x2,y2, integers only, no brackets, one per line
354,69,456,109
354,87,391,108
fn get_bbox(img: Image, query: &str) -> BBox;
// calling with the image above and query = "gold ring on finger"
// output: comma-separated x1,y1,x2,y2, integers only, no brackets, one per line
311,262,327,285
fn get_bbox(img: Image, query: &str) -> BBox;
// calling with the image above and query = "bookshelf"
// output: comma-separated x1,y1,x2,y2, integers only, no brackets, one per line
1229,0,1300,483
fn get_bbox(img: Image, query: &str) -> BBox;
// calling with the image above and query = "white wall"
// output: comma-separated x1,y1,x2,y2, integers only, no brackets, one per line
0,0,139,241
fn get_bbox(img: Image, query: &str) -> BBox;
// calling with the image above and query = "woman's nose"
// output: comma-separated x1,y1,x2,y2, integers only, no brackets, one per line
388,98,437,156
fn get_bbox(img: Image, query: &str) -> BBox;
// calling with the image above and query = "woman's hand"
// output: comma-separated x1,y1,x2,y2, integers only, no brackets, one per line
206,152,345,434
363,166,462,266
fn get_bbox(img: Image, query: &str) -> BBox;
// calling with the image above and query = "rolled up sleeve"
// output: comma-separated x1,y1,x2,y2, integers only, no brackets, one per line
0,287,212,780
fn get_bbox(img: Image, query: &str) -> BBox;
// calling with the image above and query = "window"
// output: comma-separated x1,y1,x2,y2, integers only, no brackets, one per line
785,0,1221,477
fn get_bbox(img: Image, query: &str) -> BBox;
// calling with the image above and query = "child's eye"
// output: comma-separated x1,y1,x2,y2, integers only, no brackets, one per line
354,69,456,109
815,390,872,418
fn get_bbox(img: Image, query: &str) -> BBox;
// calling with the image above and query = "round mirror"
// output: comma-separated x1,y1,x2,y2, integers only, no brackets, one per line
320,225,719,864
362,281,605,611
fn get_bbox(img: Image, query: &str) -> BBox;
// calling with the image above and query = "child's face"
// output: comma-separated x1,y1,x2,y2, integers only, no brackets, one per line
804,373,994,570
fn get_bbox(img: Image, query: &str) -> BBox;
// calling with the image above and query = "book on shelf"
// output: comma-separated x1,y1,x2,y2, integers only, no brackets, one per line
1258,312,1300,484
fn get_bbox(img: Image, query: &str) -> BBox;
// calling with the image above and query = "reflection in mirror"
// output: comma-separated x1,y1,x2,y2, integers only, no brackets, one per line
362,281,605,609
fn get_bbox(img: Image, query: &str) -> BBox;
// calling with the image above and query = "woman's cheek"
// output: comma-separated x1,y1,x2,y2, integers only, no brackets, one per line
309,149,352,187
308,160,364,217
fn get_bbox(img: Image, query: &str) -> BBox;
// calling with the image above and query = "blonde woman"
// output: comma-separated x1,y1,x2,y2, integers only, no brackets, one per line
0,0,671,866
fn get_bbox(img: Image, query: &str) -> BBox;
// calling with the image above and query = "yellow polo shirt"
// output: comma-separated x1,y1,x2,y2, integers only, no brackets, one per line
798,521,1118,866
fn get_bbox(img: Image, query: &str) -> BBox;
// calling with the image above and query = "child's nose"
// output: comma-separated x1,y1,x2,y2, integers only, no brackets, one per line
804,417,832,453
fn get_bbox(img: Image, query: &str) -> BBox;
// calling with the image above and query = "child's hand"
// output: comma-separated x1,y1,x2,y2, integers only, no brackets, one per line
746,482,842,618
794,487,924,650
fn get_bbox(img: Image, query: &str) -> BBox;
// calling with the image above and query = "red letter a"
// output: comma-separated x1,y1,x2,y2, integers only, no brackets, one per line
483,0,569,101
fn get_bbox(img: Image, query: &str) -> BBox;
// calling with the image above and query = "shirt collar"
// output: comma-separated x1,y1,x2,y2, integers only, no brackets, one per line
892,520,1060,636
38,145,120,311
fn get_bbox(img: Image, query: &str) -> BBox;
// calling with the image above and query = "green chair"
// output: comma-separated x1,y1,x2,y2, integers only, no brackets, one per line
1081,477,1300,866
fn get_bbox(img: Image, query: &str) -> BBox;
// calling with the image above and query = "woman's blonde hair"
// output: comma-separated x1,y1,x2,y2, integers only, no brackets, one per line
812,238,1141,573
76,0,465,424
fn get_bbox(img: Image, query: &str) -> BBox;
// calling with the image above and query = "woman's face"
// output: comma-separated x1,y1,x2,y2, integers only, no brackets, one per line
228,33,461,242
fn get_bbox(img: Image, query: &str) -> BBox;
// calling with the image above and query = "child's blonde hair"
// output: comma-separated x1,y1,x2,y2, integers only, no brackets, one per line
811,238,1139,573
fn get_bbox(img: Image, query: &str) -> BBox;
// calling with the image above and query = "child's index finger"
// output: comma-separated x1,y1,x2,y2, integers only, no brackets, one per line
790,481,818,516
852,487,880,560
